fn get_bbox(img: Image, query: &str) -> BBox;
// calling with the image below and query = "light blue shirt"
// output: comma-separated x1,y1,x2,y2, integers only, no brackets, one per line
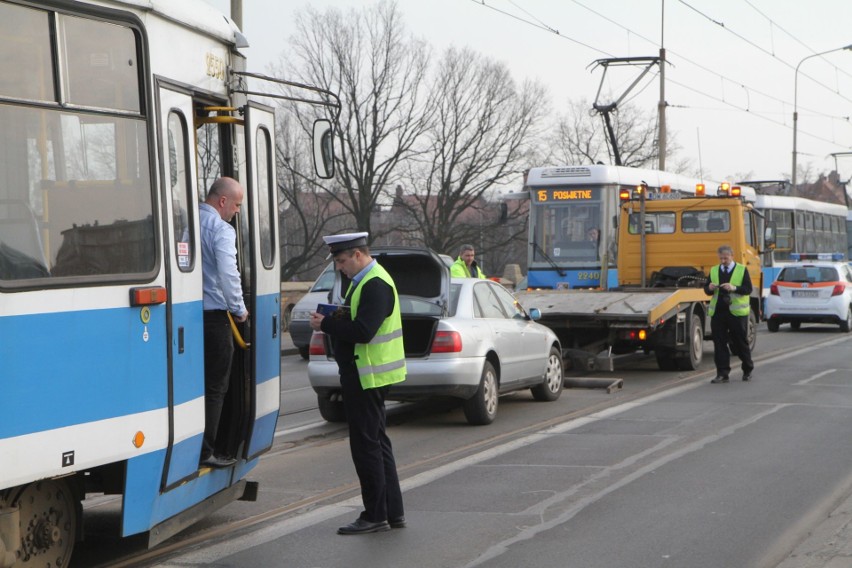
199,203,247,316
352,260,376,286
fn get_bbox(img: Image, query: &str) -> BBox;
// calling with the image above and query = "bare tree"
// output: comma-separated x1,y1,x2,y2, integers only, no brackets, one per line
399,47,547,257
283,0,432,244
550,98,681,169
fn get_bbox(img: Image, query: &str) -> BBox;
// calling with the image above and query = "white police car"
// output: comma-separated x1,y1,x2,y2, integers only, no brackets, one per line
765,253,852,332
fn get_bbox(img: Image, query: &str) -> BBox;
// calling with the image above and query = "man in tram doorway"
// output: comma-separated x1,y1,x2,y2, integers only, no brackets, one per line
704,244,754,383
310,232,406,535
450,243,486,278
199,177,249,468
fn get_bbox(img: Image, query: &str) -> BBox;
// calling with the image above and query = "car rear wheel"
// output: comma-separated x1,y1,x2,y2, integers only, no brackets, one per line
463,361,498,425
531,347,564,401
790,321,801,331
767,319,780,332
298,345,310,360
317,394,346,422
841,308,852,333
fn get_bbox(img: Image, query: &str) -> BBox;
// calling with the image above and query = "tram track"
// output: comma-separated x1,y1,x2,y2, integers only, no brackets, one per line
91,331,845,567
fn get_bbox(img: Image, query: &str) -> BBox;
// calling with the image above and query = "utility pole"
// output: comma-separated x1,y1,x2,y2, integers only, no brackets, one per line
230,0,243,30
657,0,666,170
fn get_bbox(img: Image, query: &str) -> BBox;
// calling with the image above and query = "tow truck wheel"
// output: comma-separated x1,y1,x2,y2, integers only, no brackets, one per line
676,314,704,371
747,311,758,352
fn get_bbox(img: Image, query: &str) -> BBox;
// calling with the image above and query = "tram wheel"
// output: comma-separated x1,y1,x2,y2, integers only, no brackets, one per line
11,479,76,568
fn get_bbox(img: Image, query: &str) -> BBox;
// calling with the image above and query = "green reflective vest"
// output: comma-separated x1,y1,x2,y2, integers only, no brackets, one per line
349,263,407,390
708,263,750,317
450,257,485,278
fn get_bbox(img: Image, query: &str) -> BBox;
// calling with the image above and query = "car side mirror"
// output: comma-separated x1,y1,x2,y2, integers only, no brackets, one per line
528,307,541,321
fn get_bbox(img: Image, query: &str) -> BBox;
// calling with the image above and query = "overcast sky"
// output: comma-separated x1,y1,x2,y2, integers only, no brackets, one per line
206,0,852,186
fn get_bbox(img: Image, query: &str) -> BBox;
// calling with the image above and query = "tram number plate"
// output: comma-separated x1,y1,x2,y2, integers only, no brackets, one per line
792,290,818,298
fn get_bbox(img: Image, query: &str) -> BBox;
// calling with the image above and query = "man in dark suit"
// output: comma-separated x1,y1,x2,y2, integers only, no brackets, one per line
704,244,754,383
310,232,406,535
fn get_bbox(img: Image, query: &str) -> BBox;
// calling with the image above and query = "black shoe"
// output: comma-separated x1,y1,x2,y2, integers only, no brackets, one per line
710,375,729,384
389,516,406,529
200,455,236,469
337,518,391,535
742,372,752,381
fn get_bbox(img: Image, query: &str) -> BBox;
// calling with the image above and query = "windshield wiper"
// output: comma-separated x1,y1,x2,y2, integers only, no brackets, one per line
532,239,566,277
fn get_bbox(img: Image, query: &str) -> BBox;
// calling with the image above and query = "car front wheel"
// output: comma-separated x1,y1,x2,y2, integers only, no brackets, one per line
531,346,564,401
463,361,498,425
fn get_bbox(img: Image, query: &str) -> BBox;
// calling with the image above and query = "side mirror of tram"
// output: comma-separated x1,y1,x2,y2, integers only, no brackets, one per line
312,119,335,179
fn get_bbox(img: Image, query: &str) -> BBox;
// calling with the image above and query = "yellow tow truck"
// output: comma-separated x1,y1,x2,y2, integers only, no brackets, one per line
517,184,772,372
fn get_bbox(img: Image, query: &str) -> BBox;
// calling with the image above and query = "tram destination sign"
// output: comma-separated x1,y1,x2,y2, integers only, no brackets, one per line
534,187,601,202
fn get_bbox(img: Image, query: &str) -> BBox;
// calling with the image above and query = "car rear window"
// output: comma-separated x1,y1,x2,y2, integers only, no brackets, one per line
778,266,839,283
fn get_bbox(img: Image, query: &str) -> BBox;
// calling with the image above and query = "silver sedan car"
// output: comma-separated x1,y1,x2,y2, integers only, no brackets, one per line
308,247,563,425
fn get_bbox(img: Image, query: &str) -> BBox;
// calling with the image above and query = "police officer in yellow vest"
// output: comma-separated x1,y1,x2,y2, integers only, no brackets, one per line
310,232,406,535
704,244,754,383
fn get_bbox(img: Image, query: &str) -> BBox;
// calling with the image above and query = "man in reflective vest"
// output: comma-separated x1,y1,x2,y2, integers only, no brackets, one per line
704,244,754,383
450,243,486,278
310,232,406,535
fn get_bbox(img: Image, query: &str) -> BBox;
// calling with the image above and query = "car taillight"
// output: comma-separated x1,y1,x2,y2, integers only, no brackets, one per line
431,330,462,353
770,283,779,296
309,332,327,356
832,284,845,296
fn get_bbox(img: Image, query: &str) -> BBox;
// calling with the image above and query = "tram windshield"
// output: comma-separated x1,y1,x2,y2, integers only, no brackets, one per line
530,187,603,262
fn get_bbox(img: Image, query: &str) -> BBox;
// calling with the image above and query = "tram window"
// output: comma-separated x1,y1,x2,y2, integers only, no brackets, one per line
0,4,55,102
256,126,274,268
0,104,154,283
59,15,140,113
168,111,194,271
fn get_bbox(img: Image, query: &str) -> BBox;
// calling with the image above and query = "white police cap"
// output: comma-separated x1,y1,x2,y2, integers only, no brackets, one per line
323,232,369,255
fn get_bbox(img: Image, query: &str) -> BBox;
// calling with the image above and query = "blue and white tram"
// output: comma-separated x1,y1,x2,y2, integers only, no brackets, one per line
754,194,848,286
523,164,753,289
0,1,333,565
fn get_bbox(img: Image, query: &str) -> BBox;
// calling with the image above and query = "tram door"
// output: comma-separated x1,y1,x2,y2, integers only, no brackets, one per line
243,102,280,458
157,84,205,486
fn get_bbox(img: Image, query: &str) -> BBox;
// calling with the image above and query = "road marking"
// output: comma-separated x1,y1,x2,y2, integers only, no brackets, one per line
795,369,837,386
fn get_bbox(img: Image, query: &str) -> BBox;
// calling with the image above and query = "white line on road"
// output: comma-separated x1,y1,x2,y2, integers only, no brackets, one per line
794,369,837,386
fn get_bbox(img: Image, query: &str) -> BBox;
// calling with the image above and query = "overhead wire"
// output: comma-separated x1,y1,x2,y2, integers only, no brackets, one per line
469,0,852,149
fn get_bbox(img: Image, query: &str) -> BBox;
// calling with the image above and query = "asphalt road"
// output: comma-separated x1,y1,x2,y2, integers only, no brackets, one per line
73,324,852,567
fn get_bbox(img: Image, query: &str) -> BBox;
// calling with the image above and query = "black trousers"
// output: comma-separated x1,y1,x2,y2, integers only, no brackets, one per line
340,373,404,523
203,310,234,460
710,311,753,377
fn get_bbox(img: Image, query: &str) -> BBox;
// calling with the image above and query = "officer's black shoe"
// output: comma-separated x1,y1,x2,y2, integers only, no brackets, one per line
710,375,729,384
742,372,752,381
337,518,391,535
200,455,236,469
389,516,407,529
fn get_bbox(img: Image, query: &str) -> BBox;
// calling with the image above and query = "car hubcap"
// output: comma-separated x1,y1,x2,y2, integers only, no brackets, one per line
483,371,497,416
545,354,562,392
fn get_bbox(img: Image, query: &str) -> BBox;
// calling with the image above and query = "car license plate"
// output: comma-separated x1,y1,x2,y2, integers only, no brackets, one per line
792,290,818,298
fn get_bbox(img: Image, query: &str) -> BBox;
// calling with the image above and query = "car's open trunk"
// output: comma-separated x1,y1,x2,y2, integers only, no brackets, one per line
401,316,439,358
